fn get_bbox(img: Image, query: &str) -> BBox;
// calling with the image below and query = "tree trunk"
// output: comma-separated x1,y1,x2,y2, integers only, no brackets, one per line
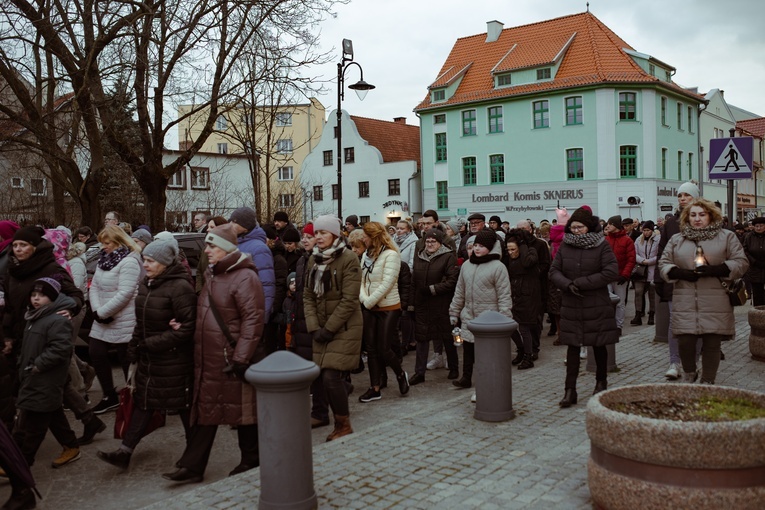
142,172,169,233
78,187,102,231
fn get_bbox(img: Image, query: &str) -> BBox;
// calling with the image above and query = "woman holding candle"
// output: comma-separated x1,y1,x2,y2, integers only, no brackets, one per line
659,198,748,384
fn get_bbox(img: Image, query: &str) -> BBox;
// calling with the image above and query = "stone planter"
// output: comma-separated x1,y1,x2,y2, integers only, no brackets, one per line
748,305,765,362
586,384,765,510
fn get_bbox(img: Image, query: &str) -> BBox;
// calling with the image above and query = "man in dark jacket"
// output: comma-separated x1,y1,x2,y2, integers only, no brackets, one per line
414,210,456,254
458,213,506,264
263,225,289,353
516,220,551,358
605,215,636,334
282,228,303,274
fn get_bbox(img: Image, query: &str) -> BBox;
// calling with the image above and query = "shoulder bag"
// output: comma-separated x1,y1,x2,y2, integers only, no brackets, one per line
719,278,748,307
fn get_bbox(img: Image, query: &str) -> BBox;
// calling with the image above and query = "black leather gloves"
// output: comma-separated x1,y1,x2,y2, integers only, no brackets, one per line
667,267,699,282
313,328,334,344
694,264,731,278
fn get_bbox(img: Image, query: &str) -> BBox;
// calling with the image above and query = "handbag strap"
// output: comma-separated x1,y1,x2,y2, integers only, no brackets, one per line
208,292,237,349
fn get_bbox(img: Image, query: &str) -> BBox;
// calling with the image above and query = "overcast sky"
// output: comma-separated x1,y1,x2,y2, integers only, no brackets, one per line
307,0,765,124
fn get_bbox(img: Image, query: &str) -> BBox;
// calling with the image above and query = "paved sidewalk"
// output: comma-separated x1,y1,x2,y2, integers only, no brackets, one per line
2,304,762,509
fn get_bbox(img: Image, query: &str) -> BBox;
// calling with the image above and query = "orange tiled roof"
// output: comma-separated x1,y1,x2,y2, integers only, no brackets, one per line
351,115,421,171
415,12,703,111
737,117,765,139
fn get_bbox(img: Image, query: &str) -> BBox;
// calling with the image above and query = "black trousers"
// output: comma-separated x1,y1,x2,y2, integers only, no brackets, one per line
751,282,765,307
565,345,607,390
13,407,77,466
363,308,403,388
89,338,129,397
178,423,258,475
122,407,190,451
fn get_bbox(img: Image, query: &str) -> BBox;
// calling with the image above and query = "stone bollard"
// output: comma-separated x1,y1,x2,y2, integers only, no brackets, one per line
653,296,669,343
246,351,320,510
468,310,518,422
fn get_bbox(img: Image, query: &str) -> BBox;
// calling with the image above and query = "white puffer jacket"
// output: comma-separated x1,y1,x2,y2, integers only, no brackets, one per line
89,251,141,344
68,254,89,301
360,247,401,309
397,232,418,271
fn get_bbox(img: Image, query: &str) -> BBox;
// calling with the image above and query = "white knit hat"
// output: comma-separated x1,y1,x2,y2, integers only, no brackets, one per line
677,181,700,198
313,215,342,238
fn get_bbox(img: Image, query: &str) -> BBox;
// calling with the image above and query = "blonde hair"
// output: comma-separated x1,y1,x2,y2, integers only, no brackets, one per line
679,198,723,227
98,225,140,253
397,219,414,233
362,221,399,258
347,229,366,251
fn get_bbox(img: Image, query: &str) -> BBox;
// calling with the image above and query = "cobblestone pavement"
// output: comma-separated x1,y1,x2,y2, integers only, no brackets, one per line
2,302,763,509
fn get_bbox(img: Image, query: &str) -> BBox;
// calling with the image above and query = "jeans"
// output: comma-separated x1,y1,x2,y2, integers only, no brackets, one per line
633,280,655,314
363,308,404,388
677,334,725,382
13,408,77,466
611,282,628,328
89,338,129,398
565,345,606,390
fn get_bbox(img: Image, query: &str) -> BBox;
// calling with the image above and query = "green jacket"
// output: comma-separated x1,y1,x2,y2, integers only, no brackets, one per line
17,294,75,412
303,247,363,371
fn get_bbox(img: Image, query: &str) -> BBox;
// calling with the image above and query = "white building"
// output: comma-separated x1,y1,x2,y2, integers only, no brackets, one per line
300,110,421,225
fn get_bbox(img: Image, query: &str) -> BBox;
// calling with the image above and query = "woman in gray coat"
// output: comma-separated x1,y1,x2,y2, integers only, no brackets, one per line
550,207,619,408
659,198,748,384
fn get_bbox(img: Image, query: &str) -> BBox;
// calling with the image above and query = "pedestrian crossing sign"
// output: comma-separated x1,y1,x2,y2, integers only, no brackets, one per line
709,137,753,180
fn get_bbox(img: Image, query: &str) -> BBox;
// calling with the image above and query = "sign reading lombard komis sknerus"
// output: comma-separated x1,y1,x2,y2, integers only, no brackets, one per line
471,189,585,203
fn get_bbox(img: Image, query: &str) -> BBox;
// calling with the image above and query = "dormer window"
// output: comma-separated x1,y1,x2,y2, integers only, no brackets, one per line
432,89,446,102
497,73,512,87
536,68,551,80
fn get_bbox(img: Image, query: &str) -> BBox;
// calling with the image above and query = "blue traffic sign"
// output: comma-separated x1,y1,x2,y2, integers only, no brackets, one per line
709,137,753,180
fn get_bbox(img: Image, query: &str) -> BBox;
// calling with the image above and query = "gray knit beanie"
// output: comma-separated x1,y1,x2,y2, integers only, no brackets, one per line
141,238,178,266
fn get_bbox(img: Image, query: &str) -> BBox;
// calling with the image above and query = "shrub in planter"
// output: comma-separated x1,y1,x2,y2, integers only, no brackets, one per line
586,384,765,510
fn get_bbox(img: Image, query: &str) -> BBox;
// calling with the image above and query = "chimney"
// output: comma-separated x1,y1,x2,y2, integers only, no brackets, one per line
393,117,406,124
486,20,504,43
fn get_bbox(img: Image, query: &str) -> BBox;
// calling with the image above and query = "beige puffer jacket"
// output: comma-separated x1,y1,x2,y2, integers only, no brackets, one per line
360,247,401,309
659,229,748,337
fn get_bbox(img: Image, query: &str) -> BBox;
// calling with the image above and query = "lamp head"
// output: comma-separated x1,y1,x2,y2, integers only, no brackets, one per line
342,38,354,60
349,79,375,101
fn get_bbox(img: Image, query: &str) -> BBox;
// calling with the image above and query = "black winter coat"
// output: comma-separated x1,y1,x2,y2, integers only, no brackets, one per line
290,252,313,361
411,246,459,342
505,245,541,325
270,241,289,317
549,236,619,347
2,241,83,347
128,263,197,411
744,232,765,283
398,261,411,310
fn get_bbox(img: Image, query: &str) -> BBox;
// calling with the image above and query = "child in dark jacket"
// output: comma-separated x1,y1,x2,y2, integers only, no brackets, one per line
13,277,80,470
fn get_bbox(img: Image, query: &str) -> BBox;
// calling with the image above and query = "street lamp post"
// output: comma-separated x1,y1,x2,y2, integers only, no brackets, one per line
336,38,375,220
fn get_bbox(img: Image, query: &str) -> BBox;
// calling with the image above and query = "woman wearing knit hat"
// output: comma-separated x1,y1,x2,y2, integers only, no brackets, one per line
165,221,265,482
87,226,143,415
96,238,197,471
302,216,363,440
448,227,512,395
0,220,20,282
550,207,619,407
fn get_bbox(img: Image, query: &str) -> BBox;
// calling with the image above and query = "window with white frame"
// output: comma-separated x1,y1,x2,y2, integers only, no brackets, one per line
217,143,228,154
278,194,295,208
11,177,22,188
275,112,293,126
168,168,186,189
216,115,228,131
190,167,210,190
30,178,46,196
276,139,293,154
278,166,294,181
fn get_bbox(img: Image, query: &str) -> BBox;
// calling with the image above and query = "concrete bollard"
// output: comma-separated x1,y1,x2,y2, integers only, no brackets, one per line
468,310,518,422
653,297,670,343
246,351,320,510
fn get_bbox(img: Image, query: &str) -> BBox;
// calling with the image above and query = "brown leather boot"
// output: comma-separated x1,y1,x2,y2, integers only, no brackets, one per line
326,414,353,442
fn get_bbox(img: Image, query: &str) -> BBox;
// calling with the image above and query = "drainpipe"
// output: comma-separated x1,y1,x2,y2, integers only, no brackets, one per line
697,103,706,196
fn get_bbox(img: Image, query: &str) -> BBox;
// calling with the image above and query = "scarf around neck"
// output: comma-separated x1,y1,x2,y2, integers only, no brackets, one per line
563,231,605,249
681,222,722,242
469,252,500,265
310,237,344,298
98,246,130,271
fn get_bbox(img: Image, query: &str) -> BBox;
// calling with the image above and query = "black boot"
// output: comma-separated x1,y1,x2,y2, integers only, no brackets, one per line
647,312,655,325
77,415,107,446
96,449,131,469
629,314,642,326
452,376,471,389
517,354,534,370
593,380,608,395
558,388,578,408
2,486,36,510
511,349,524,365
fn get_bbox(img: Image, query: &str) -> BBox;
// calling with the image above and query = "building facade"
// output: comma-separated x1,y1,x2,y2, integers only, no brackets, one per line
415,12,707,225
300,111,421,225
177,98,325,223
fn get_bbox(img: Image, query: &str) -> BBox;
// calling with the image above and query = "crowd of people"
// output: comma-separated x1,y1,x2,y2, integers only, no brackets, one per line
0,184,756,508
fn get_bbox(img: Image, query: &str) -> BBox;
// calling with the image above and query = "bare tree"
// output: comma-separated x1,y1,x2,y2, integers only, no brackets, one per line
0,0,340,230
